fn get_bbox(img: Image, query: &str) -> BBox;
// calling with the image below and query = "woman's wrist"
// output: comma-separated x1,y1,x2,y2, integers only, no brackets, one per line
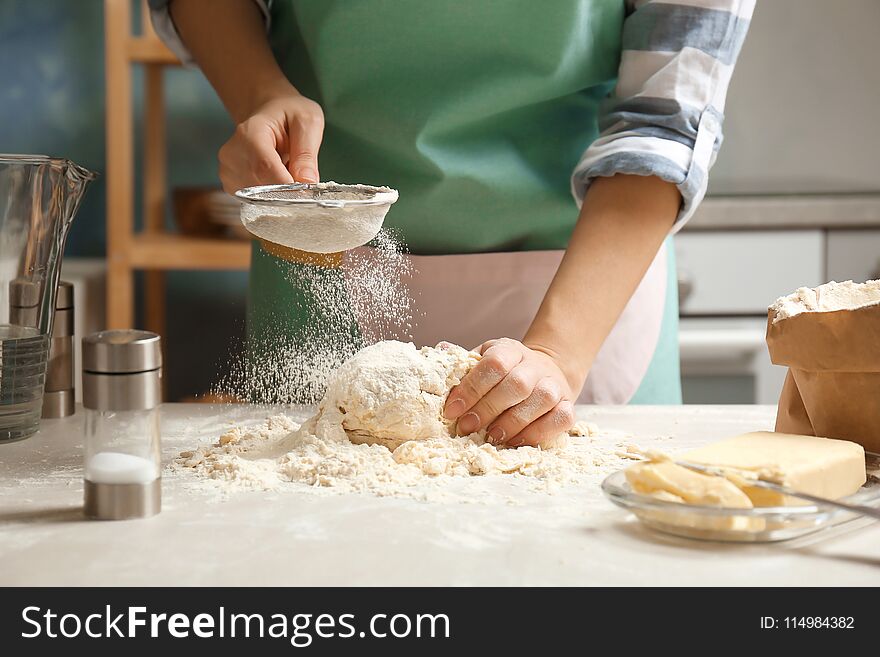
170,0,301,123
522,328,593,396
234,75,300,122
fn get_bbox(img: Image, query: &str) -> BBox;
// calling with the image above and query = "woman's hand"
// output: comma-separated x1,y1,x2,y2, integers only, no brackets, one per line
442,338,577,448
169,0,325,194
218,91,325,193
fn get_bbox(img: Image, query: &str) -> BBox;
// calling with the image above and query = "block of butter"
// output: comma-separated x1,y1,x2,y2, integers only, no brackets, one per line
627,431,866,508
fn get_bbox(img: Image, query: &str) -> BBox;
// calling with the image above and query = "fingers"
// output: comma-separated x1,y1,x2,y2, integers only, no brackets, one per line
443,341,523,423
455,365,541,436
487,378,565,445
442,337,576,448
476,339,501,355
287,105,324,183
217,97,325,193
503,400,575,449
219,121,293,193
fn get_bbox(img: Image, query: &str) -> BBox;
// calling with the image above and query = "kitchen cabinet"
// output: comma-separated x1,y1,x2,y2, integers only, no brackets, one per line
826,229,880,283
675,230,825,315
674,230,824,404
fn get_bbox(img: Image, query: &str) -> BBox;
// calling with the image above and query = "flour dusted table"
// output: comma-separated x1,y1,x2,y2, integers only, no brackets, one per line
1,404,878,586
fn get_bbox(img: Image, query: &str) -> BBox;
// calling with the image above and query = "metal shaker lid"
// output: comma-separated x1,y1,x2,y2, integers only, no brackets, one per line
82,330,162,373
55,281,74,309
9,278,41,308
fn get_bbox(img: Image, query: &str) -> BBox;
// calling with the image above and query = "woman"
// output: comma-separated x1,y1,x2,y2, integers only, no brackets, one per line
151,0,753,446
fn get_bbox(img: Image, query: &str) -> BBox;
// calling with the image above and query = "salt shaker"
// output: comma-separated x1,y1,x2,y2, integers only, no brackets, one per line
82,329,162,520
42,281,75,418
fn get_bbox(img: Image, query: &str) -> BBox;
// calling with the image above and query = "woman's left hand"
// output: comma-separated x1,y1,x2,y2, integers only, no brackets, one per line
442,338,577,447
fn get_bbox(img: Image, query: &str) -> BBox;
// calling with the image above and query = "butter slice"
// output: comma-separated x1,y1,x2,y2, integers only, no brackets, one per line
626,460,753,508
625,459,762,533
684,431,866,506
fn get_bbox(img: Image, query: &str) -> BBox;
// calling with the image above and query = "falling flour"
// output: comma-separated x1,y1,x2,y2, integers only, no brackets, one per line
212,228,416,404
177,341,630,502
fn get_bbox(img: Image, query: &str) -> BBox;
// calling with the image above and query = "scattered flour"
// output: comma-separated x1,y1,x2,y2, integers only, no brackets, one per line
177,341,627,502
569,420,599,437
173,413,626,502
770,279,880,322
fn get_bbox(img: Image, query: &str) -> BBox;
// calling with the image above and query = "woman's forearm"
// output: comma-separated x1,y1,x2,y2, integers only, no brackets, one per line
170,0,296,122
524,174,680,391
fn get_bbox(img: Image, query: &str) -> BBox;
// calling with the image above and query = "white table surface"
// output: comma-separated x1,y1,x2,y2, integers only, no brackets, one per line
1,404,878,586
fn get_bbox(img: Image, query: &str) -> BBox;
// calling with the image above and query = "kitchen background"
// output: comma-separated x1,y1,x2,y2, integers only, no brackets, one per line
1,0,878,403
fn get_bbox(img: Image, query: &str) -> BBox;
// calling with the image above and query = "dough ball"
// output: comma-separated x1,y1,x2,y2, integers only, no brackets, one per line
300,340,480,450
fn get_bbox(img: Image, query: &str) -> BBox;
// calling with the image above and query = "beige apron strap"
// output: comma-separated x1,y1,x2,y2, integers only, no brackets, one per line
403,250,563,351
344,246,667,404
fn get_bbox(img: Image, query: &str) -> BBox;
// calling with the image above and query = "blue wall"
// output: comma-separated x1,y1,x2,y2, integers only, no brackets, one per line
1,0,249,398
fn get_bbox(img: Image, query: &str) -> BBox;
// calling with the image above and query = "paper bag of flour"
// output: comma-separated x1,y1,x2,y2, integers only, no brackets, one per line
766,280,880,453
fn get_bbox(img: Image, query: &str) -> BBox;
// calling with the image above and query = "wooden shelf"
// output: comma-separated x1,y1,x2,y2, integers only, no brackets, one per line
128,233,251,270
127,37,180,65
106,0,247,333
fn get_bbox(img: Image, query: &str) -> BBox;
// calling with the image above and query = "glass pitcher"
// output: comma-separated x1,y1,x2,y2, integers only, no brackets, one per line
0,154,96,442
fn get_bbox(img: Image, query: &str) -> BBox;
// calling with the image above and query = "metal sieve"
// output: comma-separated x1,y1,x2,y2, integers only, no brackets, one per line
235,182,399,254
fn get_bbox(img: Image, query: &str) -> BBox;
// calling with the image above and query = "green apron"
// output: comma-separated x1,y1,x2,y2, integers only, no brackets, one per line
249,0,681,404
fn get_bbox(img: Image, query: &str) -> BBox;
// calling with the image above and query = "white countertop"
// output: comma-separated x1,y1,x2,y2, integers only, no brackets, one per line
1,404,878,586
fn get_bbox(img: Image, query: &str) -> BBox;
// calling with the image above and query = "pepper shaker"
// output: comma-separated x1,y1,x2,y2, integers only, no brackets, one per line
42,281,75,418
82,329,162,520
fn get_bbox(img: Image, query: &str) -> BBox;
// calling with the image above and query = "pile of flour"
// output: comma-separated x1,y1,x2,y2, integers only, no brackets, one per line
770,279,880,322
173,413,623,501
176,341,627,501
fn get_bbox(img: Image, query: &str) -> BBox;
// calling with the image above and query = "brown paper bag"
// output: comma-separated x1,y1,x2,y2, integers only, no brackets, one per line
766,304,880,453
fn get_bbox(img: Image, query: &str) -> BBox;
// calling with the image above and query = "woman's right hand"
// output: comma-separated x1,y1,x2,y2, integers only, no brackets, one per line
218,90,325,194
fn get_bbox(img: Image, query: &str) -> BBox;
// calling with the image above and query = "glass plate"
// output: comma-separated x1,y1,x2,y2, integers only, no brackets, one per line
601,452,880,543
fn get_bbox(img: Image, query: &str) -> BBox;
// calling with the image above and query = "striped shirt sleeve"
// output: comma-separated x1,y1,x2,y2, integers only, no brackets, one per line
571,0,755,231
147,0,272,67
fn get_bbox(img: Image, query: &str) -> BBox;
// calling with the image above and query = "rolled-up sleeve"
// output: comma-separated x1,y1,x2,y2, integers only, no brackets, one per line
571,0,755,231
147,0,272,67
